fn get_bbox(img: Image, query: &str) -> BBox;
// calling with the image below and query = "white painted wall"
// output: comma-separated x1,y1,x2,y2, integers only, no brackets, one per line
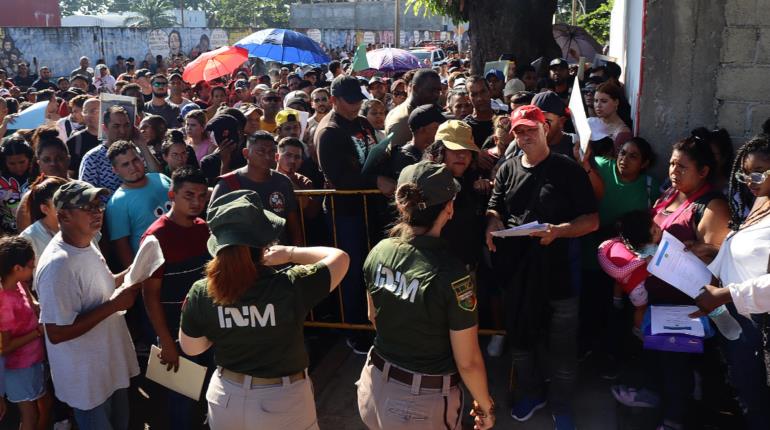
609,0,645,134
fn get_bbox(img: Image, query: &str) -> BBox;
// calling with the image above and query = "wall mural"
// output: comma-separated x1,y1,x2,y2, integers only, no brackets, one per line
0,27,454,78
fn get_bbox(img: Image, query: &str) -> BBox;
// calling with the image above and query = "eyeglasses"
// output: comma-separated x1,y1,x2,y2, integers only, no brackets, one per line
152,82,168,88
69,201,106,213
735,169,770,185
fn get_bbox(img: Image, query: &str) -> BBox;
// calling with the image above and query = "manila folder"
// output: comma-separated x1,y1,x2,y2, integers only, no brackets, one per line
146,345,207,400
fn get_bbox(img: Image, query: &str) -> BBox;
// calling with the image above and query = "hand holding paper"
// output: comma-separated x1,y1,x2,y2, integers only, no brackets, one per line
490,221,549,238
647,231,712,298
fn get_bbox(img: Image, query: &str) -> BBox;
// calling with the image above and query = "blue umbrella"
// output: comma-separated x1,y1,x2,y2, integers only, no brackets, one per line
235,28,331,66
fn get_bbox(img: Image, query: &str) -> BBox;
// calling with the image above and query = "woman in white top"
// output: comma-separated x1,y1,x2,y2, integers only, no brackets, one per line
19,176,68,267
693,134,770,430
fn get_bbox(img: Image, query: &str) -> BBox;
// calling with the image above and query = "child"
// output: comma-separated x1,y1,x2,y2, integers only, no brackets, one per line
597,210,663,328
0,236,52,430
0,136,34,233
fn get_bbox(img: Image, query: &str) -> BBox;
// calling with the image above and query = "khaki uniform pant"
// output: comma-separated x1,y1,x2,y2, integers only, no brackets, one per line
206,368,319,430
356,356,463,430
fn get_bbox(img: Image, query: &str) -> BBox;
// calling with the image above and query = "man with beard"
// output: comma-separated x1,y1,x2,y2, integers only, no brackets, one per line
32,66,58,91
541,59,572,101
105,140,172,268
258,89,282,134
144,74,180,128
384,69,442,148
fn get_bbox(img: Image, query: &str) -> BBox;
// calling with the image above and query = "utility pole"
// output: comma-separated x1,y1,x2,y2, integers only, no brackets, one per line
395,0,401,48
180,0,185,26
571,0,577,25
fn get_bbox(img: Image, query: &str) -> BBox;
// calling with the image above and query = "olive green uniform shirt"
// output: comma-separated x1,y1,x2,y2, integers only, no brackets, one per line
180,263,330,378
364,236,478,375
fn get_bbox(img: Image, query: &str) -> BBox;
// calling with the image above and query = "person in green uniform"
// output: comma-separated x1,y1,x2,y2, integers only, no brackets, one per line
357,161,496,430
178,190,350,430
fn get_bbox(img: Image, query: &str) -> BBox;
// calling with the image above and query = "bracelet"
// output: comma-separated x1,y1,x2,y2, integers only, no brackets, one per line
288,246,296,262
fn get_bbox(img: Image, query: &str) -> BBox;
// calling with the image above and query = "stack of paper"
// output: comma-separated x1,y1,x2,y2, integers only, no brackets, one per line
490,221,548,238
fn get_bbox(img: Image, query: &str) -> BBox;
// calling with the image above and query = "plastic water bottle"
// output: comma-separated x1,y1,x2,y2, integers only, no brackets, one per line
708,305,742,340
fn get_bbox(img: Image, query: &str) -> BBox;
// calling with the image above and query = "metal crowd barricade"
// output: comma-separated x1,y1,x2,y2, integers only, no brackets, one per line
294,188,504,336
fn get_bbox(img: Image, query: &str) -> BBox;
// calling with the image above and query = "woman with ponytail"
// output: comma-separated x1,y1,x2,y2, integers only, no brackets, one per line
178,190,349,430
357,161,495,430
19,176,68,267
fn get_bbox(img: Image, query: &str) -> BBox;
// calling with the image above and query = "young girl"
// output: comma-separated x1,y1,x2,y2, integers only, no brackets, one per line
0,136,34,233
597,210,663,328
184,109,215,163
0,236,52,430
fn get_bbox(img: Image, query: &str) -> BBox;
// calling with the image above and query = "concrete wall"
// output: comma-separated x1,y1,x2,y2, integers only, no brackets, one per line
290,1,447,32
623,0,768,178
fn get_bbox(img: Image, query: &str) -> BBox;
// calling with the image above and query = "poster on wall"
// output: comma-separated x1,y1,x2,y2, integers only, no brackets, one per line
363,32,376,45
400,31,407,47
307,29,322,44
210,29,229,50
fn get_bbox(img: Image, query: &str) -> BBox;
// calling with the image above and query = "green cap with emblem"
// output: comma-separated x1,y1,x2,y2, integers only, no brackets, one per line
397,161,460,209
206,190,285,256
53,180,109,210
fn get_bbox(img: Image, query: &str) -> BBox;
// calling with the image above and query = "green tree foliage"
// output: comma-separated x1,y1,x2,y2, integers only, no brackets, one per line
577,0,612,45
124,0,179,27
204,0,290,28
59,0,114,16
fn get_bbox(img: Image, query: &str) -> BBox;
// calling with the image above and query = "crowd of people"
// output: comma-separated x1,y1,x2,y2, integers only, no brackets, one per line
0,44,769,430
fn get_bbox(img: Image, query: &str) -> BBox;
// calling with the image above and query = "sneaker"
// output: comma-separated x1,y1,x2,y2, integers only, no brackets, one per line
346,336,371,355
486,335,505,357
611,384,660,408
511,396,547,422
553,413,577,430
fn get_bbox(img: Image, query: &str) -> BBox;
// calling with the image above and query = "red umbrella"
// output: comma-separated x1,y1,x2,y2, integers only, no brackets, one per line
183,45,249,84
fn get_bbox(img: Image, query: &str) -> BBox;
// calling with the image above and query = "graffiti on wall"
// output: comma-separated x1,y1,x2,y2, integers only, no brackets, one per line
0,27,455,78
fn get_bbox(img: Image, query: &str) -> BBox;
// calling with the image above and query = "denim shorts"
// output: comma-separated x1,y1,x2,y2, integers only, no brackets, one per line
5,362,46,403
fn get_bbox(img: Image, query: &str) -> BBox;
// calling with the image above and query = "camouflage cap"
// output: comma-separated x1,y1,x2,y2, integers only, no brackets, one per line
206,190,285,256
397,161,460,209
53,180,109,210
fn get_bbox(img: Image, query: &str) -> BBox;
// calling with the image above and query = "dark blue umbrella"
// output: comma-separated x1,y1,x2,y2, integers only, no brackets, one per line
235,28,331,66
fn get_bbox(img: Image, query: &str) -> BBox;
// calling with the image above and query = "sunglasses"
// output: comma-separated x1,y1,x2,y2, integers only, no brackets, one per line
69,201,106,213
735,169,770,185
152,82,168,87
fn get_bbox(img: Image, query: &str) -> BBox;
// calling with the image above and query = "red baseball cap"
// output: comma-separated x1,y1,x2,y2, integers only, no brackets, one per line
510,105,547,131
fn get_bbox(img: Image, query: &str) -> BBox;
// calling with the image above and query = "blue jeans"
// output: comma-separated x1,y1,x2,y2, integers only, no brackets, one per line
511,296,578,415
73,388,129,430
720,308,770,430
326,213,367,325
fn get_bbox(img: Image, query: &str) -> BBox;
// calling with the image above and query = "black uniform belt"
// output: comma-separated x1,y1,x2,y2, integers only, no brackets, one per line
370,350,460,389
220,367,305,387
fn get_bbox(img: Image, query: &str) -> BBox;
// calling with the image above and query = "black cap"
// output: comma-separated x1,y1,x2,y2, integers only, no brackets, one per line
205,114,240,145
70,74,89,84
549,58,569,69
531,91,567,117
116,55,124,60
408,104,446,132
330,75,366,103
135,69,151,79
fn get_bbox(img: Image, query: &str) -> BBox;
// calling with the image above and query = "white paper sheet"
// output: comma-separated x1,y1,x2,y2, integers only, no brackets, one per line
650,305,705,337
569,78,592,157
124,235,165,287
490,221,548,238
647,231,712,298
146,345,207,400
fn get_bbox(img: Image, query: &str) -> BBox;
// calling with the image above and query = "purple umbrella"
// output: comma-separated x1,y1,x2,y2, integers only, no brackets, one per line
365,48,423,75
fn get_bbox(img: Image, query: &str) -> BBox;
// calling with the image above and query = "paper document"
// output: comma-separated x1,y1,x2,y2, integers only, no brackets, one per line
491,221,548,238
124,235,165,287
146,345,207,400
569,78,591,156
647,231,712,298
650,305,705,337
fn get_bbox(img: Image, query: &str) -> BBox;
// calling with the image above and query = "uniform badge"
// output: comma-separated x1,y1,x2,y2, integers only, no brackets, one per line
291,264,318,278
451,275,477,312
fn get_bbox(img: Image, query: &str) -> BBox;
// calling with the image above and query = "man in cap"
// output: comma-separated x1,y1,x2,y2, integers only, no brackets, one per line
32,66,57,91
275,109,302,140
167,72,193,110
542,58,571,100
232,79,253,108
531,91,576,158
385,69,442,149
134,69,154,102
485,105,598,429
71,56,94,80
368,77,391,106
238,103,262,135
210,131,302,246
389,104,446,179
485,69,505,101
316,75,396,353
145,74,181,128
35,180,140,429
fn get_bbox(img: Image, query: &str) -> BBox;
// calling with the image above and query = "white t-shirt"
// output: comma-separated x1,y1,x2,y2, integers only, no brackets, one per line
708,215,770,315
35,233,139,410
